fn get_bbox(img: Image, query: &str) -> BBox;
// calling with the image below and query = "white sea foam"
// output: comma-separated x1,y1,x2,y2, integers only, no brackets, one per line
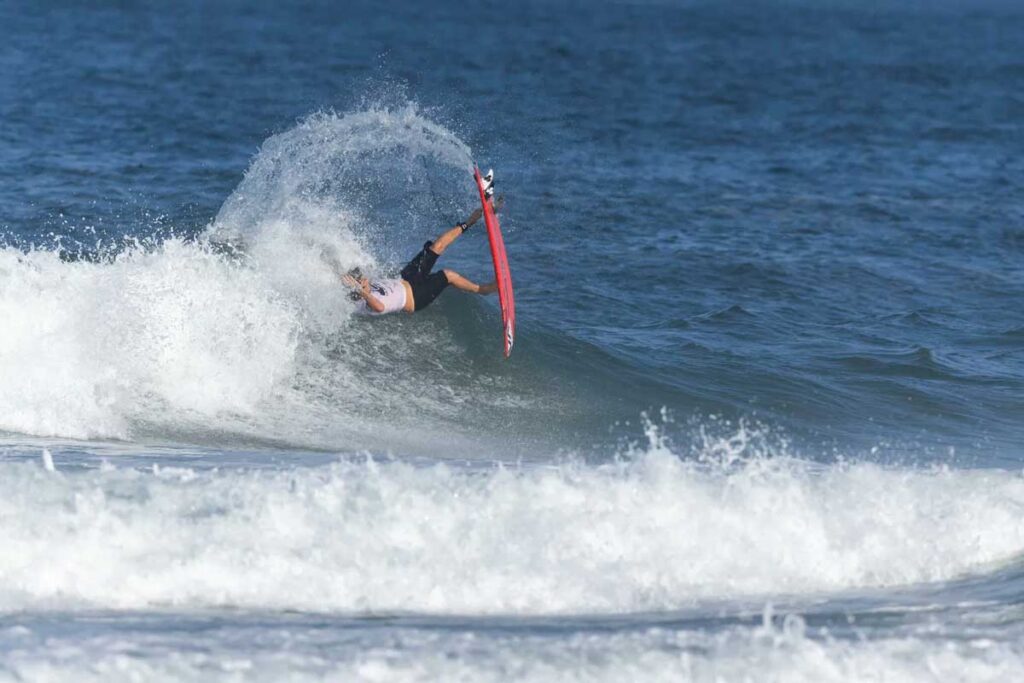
0,241,307,440
1,439,1022,615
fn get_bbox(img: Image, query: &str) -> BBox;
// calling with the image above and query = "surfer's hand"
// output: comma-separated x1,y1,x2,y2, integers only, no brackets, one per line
341,274,364,292
491,194,505,211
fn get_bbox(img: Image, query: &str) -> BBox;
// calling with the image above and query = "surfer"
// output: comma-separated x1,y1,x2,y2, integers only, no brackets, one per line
341,173,500,315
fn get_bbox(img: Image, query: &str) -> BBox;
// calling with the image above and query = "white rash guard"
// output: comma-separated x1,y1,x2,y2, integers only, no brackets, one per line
356,278,408,315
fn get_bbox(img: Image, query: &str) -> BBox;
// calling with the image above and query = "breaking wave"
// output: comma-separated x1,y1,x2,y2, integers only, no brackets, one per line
2,428,1023,615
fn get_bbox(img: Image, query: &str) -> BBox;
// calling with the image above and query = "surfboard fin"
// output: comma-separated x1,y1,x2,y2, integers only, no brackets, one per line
481,169,495,198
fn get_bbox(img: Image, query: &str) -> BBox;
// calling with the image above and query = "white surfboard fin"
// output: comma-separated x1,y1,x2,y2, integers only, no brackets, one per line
482,169,495,198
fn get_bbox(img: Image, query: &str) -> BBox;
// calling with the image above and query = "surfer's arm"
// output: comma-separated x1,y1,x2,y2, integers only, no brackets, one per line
342,275,385,312
359,289,385,313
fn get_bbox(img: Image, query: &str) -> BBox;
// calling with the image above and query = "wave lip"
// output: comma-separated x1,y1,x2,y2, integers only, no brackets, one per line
2,440,1023,615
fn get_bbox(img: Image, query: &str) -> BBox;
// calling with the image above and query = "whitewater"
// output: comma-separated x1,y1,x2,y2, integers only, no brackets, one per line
3,437,1024,614
3,432,1024,681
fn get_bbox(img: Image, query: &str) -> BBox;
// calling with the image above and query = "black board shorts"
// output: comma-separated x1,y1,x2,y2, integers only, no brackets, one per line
400,241,449,311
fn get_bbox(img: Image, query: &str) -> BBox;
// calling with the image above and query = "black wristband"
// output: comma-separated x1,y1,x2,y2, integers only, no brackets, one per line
457,222,469,233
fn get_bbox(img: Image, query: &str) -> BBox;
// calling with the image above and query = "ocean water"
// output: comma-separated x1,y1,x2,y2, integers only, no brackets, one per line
1,0,1023,680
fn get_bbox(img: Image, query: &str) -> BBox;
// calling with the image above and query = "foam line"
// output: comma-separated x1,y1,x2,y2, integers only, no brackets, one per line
1,446,1022,614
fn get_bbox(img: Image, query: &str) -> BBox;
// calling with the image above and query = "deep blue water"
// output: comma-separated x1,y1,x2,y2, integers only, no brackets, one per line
1,1,1023,680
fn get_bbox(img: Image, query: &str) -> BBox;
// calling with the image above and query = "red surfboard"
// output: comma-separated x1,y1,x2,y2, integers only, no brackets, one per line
473,166,515,358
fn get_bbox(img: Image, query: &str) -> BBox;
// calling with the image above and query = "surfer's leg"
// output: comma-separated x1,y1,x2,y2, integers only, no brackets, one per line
431,200,496,255
443,269,497,295
429,224,465,256
400,241,442,281
409,271,450,311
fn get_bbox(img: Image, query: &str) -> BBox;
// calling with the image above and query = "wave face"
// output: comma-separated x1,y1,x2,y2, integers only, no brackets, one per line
3,432,1023,614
